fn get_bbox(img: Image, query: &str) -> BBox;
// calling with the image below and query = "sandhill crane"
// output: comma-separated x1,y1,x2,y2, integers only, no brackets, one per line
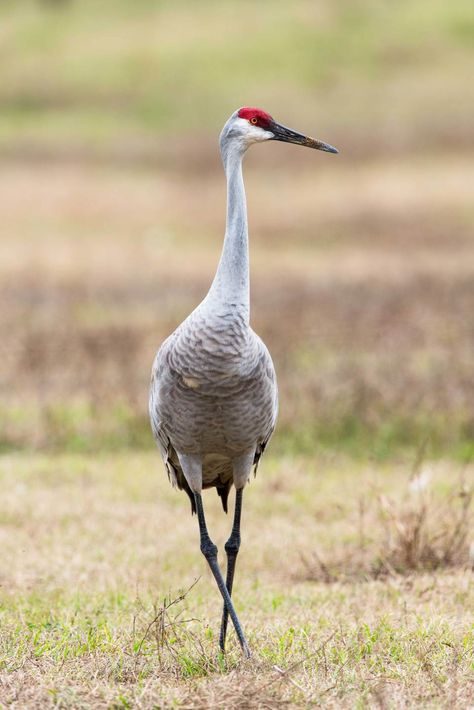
149,107,338,658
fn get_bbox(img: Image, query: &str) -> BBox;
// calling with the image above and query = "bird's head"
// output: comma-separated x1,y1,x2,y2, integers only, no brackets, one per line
220,107,338,161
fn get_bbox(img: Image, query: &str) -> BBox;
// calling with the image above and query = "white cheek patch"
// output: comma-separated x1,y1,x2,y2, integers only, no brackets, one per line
234,118,272,143
251,127,274,142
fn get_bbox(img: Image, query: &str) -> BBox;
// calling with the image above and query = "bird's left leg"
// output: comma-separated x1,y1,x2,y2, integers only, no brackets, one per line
219,451,253,652
219,487,243,652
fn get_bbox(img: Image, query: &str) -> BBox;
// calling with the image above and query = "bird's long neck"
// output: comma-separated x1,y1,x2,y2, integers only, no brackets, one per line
207,143,249,323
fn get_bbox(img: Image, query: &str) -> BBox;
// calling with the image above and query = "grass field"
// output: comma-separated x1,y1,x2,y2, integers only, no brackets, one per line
1,1,474,707
1,452,473,707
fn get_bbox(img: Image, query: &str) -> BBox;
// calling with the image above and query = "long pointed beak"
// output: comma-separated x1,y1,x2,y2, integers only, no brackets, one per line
269,120,338,154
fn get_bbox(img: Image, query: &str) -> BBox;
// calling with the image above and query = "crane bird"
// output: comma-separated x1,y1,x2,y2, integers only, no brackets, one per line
149,107,338,658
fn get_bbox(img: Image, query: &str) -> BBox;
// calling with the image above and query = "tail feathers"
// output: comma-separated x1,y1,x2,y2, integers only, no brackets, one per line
182,478,197,515
182,481,230,515
181,480,230,515
216,481,232,513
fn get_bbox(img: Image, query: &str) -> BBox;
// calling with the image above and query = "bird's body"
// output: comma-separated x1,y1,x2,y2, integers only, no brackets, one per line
149,107,337,657
150,309,277,511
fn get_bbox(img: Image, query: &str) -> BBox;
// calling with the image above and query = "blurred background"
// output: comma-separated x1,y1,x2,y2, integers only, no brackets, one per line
1,0,473,461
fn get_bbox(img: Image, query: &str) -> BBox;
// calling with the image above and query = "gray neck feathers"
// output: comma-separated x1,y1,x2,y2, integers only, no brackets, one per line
206,135,249,323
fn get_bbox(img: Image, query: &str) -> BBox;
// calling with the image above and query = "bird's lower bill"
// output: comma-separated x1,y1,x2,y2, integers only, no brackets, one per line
270,121,338,154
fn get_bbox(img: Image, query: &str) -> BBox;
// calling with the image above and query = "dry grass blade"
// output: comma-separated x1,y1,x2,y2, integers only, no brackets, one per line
301,471,473,582
272,666,307,694
132,578,205,673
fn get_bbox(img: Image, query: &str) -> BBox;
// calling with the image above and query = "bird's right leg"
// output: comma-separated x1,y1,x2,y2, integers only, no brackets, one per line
193,492,250,658
219,487,243,652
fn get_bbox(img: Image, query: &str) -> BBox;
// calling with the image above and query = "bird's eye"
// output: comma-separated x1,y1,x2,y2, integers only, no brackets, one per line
250,117,258,125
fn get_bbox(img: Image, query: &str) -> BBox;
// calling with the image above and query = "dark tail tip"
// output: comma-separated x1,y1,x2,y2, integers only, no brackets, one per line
216,483,231,513
182,481,197,515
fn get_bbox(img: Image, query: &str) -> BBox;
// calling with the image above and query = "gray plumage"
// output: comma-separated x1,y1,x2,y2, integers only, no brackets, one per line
150,305,277,512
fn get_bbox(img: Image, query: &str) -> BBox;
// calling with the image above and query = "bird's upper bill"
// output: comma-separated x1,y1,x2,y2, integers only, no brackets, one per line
237,107,339,154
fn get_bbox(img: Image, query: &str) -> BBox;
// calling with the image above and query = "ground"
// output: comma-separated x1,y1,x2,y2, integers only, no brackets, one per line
1,453,473,708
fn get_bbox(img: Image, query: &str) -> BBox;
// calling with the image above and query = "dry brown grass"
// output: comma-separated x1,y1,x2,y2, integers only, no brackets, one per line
301,468,473,583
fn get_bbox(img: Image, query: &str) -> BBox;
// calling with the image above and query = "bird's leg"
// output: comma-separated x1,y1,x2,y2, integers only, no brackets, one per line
219,487,243,652
193,492,250,658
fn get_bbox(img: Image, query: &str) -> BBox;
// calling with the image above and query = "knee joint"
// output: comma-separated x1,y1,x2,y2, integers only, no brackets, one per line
200,537,218,559
225,533,241,556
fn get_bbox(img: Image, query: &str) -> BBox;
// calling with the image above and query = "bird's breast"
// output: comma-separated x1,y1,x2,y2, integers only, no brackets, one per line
150,309,277,457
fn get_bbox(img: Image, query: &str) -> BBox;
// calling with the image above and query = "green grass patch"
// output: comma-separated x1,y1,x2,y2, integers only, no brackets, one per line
1,400,473,461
